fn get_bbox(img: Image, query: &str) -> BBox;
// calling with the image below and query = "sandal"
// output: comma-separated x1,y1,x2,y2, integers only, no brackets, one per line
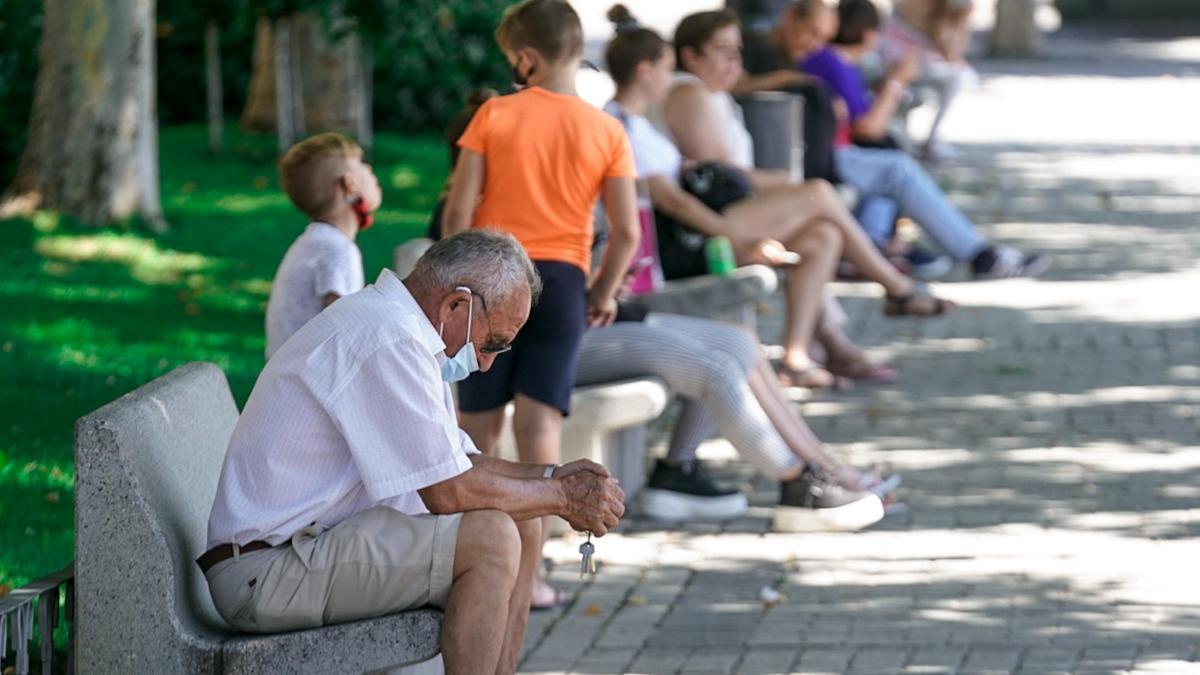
882,284,955,317
826,354,899,384
866,474,903,498
530,582,568,611
778,364,841,390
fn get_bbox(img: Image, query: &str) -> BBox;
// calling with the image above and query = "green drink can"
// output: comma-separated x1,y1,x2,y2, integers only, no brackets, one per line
705,236,737,277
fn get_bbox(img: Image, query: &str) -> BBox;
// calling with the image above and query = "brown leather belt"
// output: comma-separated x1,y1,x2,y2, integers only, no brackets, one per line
196,540,273,574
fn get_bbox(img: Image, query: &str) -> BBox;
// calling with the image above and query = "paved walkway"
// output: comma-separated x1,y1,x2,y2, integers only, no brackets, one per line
519,23,1200,675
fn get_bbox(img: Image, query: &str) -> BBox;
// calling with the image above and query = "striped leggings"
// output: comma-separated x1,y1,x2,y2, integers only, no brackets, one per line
574,313,802,478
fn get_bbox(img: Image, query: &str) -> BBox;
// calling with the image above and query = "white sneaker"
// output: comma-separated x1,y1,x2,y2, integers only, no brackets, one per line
973,246,1051,280
772,469,885,532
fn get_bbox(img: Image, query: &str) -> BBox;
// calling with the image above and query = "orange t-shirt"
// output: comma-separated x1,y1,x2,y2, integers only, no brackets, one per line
457,87,637,273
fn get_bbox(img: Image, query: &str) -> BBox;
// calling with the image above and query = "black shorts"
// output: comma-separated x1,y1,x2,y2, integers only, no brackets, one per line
457,261,587,416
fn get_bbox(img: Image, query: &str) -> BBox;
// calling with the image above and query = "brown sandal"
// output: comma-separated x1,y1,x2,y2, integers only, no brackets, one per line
882,285,955,317
826,354,899,384
778,364,842,390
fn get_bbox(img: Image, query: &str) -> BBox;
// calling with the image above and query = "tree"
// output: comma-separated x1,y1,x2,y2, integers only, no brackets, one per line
239,7,370,152
205,19,224,154
200,2,230,155
991,0,1045,55
0,0,165,230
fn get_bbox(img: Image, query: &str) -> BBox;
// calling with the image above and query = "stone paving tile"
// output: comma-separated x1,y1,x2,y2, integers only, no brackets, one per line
904,646,968,673
571,648,639,674
960,648,1023,673
627,647,692,674
733,648,799,675
795,647,857,673
847,647,909,674
679,649,741,674
518,18,1200,675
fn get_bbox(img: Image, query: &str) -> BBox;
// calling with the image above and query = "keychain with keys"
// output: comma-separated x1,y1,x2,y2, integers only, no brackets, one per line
579,531,596,579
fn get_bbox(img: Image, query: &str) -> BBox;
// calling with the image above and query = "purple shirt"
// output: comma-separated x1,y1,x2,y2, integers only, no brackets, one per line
801,46,871,122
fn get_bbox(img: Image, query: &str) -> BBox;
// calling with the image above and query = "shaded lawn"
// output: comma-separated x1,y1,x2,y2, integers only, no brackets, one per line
0,125,448,590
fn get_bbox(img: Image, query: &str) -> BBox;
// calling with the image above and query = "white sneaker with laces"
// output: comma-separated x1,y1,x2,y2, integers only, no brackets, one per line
973,246,1051,280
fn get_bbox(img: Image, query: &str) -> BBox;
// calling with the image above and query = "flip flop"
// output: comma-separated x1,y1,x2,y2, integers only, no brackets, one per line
883,284,956,317
867,474,903,498
826,354,900,384
530,584,568,611
777,364,844,390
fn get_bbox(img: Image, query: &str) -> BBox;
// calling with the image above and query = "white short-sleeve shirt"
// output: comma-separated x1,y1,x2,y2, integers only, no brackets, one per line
604,100,683,180
207,269,479,549
265,222,365,359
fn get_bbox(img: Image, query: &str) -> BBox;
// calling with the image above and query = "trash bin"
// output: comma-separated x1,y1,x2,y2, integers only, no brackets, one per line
725,0,791,32
739,91,805,181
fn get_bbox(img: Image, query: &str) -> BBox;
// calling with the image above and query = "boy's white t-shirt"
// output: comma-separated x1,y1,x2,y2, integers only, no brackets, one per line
265,222,364,359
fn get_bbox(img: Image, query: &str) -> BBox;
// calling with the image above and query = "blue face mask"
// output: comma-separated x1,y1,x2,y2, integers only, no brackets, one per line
439,287,480,383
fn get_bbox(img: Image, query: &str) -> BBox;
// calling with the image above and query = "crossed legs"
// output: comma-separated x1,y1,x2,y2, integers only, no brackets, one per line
723,179,935,375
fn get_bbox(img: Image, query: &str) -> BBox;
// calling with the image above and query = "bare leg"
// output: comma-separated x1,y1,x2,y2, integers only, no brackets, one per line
512,394,565,607
725,180,916,298
749,360,828,458
512,394,564,464
815,315,868,365
748,359,881,490
498,517,542,674
460,408,507,456
444,510,522,675
779,221,842,373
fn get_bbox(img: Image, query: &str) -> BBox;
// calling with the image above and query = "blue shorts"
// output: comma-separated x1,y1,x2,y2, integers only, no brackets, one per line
457,261,587,416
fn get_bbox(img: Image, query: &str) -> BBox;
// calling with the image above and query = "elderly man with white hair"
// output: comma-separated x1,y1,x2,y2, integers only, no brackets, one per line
200,230,625,675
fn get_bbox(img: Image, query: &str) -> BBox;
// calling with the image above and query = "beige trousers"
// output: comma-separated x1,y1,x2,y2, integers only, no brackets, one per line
204,506,463,634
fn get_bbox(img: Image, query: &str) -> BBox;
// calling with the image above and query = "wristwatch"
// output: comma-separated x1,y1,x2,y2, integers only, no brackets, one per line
544,464,559,479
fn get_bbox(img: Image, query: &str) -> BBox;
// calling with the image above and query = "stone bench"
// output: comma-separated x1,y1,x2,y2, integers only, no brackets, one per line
75,362,441,674
493,377,670,506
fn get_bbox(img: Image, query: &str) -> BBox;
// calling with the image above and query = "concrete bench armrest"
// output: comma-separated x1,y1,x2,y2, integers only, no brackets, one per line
637,265,778,322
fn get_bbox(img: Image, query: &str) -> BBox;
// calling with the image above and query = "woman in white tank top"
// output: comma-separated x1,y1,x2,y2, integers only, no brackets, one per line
662,71,756,169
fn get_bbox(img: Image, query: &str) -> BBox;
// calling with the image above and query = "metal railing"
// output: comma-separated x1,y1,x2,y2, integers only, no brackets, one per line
0,565,74,675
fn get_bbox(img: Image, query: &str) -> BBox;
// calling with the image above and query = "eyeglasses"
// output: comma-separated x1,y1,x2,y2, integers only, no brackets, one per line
705,43,744,61
461,287,513,355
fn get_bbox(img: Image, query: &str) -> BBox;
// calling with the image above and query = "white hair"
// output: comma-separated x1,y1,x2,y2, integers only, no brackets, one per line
408,229,542,305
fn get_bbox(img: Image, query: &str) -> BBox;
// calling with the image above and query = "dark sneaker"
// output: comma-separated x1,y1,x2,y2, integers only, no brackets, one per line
906,245,954,281
972,245,1051,280
641,459,748,521
771,468,884,532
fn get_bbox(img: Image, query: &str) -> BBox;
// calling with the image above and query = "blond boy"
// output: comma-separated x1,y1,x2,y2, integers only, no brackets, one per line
265,133,382,358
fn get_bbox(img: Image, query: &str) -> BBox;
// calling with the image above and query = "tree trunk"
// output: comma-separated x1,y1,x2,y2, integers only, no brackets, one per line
357,45,374,155
273,14,298,151
288,14,307,139
1,0,165,230
991,0,1045,55
238,11,371,151
292,12,365,138
240,16,276,133
204,19,223,155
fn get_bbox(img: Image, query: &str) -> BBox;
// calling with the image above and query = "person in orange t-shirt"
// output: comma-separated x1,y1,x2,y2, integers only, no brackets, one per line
441,0,639,610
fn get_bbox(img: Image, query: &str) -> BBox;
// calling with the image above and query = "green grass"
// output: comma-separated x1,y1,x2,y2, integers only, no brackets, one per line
0,124,448,591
